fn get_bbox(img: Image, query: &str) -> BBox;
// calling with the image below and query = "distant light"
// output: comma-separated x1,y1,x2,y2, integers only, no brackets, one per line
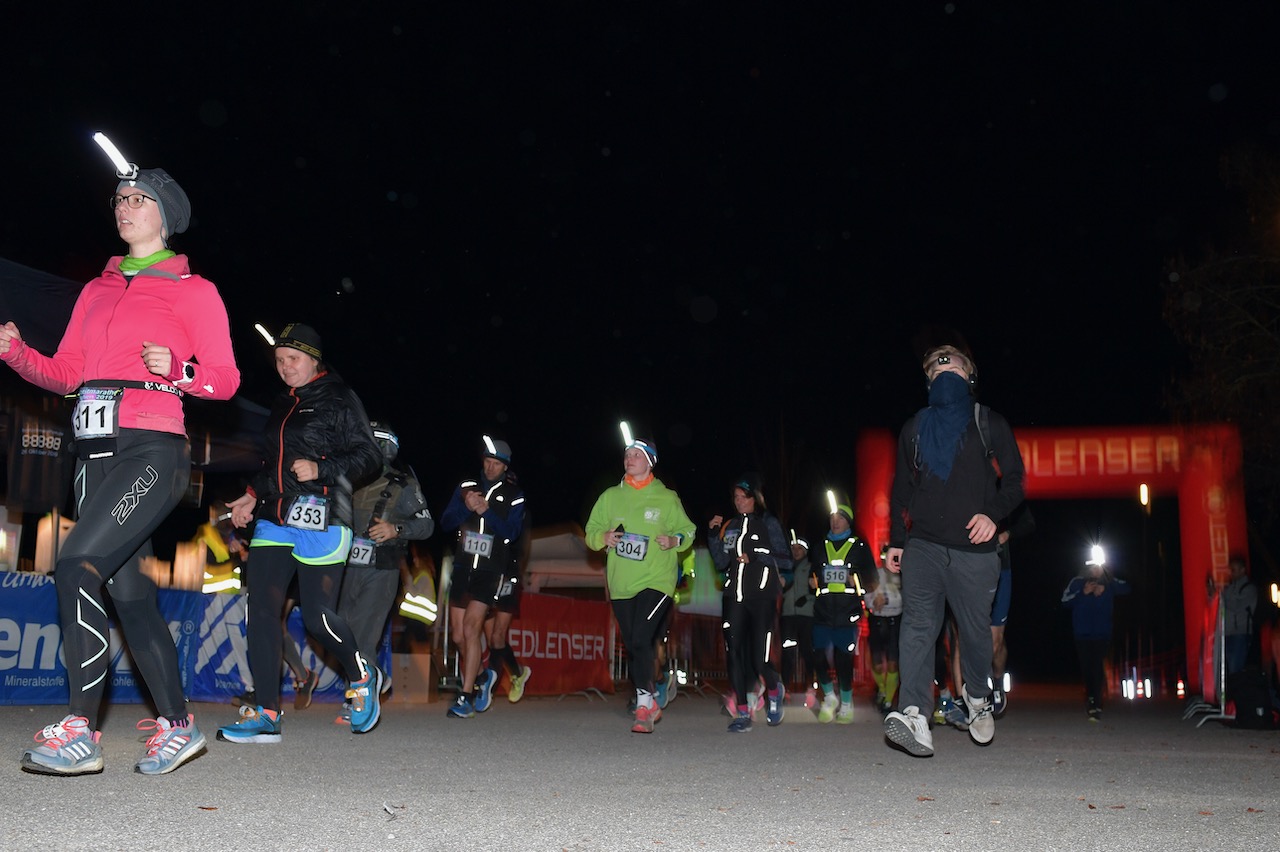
254,324,276,346
92,132,137,179
1139,483,1150,507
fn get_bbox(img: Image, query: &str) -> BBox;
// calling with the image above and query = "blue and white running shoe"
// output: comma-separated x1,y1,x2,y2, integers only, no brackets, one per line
474,668,498,713
21,715,103,775
348,666,384,733
217,706,283,744
767,684,786,726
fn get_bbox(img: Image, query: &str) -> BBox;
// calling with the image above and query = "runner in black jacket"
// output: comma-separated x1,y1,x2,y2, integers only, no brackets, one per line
708,474,792,732
884,344,1025,757
219,324,384,743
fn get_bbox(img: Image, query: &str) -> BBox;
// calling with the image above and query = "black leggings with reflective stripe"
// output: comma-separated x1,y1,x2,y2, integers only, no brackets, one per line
56,430,190,729
725,592,781,704
612,589,671,697
245,546,365,712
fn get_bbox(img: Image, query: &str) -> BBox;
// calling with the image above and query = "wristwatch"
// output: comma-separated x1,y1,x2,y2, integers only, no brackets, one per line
395,524,404,537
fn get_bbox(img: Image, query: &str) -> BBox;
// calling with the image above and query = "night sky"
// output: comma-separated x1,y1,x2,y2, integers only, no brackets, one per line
4,4,1277,677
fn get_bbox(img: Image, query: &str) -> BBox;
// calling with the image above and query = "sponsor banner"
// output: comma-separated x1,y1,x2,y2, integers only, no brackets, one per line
504,593,613,696
0,573,66,703
0,577,390,705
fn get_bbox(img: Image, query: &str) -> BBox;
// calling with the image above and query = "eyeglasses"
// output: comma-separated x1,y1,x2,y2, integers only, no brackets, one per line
110,193,157,210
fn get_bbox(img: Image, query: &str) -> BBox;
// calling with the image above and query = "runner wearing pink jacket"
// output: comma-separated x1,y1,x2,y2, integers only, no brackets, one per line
2,165,239,777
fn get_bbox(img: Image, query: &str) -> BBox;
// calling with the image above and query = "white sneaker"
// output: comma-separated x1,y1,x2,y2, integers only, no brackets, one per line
884,706,934,756
836,702,854,724
963,685,995,745
817,693,839,723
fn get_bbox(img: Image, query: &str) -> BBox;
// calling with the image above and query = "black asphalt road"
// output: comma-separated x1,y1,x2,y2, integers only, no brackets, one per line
3,683,1276,851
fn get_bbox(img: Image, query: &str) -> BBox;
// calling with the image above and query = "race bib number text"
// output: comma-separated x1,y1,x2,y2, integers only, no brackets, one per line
463,530,494,558
616,532,650,562
349,537,375,565
823,566,849,587
72,388,122,441
286,495,329,531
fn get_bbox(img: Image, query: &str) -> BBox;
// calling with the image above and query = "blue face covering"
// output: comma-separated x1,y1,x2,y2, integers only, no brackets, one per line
916,371,971,483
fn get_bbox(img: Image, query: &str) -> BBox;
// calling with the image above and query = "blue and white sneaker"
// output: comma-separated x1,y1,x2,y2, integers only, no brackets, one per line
766,685,785,726
727,712,753,733
135,715,207,775
21,715,104,775
940,693,969,730
447,694,476,718
474,668,498,713
347,667,384,733
992,687,1007,718
654,676,669,710
217,705,282,744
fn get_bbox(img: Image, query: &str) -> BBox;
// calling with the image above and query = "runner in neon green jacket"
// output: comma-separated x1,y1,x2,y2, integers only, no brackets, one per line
585,438,695,733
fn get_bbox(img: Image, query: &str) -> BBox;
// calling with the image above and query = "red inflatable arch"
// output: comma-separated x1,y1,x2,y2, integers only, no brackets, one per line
855,423,1246,694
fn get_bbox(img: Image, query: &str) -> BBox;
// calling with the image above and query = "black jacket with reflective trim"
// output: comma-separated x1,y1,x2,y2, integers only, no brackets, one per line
251,370,381,530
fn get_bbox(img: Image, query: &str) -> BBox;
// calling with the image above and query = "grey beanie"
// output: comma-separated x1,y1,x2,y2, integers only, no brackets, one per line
483,438,513,464
118,168,191,236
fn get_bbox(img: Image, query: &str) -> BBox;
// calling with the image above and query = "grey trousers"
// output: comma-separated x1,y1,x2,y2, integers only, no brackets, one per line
896,538,1000,713
338,566,401,667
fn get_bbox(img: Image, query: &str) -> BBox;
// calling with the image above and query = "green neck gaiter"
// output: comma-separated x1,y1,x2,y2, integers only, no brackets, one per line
120,250,176,274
